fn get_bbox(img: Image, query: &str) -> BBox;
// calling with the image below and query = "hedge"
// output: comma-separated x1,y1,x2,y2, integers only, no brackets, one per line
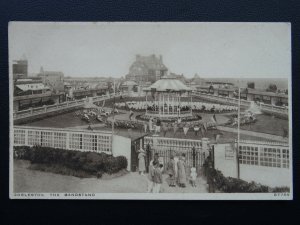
14,146,128,177
203,158,290,193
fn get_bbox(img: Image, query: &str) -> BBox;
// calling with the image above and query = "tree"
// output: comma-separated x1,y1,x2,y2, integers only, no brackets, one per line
266,84,277,92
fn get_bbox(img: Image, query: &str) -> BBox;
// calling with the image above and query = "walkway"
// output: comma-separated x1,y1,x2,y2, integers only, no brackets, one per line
14,160,208,193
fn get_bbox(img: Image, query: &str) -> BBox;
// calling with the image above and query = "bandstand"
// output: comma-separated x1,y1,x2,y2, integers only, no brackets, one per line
143,75,193,119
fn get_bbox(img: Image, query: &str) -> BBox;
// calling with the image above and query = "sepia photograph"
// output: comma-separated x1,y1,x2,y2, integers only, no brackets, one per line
9,22,292,199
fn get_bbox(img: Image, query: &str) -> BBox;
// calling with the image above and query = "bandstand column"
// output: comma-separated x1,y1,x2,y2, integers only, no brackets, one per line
178,95,181,116
162,94,164,116
190,93,193,115
159,93,161,116
167,94,170,115
146,92,148,114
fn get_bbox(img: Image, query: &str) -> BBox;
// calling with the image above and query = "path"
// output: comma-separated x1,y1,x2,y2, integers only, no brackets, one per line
14,160,208,193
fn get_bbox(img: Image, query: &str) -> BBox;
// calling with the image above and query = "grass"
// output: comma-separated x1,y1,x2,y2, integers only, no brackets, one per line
225,114,288,137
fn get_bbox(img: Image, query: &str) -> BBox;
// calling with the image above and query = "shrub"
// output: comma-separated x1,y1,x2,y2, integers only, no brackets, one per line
204,158,289,193
13,146,128,177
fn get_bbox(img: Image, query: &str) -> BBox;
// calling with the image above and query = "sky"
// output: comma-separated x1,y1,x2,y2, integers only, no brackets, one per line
9,22,291,78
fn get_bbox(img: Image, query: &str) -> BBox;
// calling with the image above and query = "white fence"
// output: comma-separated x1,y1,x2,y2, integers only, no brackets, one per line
238,140,290,169
192,91,288,115
13,93,123,120
214,140,291,187
13,126,113,154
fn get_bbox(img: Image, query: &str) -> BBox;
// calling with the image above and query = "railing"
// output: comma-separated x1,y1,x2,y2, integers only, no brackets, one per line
144,136,210,169
192,91,251,106
13,126,112,154
192,91,288,115
259,102,288,114
13,92,124,120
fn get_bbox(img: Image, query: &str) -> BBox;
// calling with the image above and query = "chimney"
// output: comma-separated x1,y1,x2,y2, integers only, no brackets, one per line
159,55,163,62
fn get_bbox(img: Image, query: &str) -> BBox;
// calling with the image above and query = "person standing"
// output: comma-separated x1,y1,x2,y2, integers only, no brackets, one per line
147,160,156,193
138,148,146,175
193,123,200,136
129,109,134,120
153,162,163,193
149,117,153,133
166,155,176,187
173,121,179,137
177,155,187,188
190,167,197,187
177,117,182,124
162,122,169,137
144,121,148,133
156,118,161,135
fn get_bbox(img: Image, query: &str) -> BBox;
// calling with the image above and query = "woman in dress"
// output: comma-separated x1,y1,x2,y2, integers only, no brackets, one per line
138,148,146,175
166,155,176,187
177,156,187,187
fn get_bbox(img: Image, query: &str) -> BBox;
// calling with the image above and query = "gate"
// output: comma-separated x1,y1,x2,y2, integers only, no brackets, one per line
144,136,208,175
130,136,145,172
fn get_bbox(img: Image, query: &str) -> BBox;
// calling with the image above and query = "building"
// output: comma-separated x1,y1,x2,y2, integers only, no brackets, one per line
13,59,28,79
196,85,288,106
37,67,64,93
126,54,168,84
14,79,50,96
120,80,138,93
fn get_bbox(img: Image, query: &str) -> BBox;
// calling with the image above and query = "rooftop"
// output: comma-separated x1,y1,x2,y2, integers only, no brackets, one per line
130,54,168,71
144,75,192,92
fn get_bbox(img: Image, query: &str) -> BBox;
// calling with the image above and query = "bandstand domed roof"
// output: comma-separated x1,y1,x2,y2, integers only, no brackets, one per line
144,75,192,92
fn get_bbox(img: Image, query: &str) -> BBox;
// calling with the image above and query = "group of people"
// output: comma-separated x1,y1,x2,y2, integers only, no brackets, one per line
114,101,238,114
138,150,198,193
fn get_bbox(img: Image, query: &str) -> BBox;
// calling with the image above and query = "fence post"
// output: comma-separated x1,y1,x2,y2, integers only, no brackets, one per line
24,129,28,146
66,132,70,150
192,146,196,168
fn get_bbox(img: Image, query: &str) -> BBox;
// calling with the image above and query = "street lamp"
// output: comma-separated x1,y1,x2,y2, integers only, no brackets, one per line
236,86,241,179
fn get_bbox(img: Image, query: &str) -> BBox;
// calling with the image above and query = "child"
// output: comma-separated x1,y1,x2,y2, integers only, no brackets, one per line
153,162,163,193
190,167,197,187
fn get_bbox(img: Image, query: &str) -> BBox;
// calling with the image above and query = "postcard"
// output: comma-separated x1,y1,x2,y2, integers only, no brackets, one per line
9,22,292,199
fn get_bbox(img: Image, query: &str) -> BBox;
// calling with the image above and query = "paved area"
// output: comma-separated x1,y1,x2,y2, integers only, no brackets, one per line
14,160,208,193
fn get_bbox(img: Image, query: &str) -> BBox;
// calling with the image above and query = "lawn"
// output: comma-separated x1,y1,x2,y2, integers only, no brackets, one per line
20,110,102,128
229,114,289,137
